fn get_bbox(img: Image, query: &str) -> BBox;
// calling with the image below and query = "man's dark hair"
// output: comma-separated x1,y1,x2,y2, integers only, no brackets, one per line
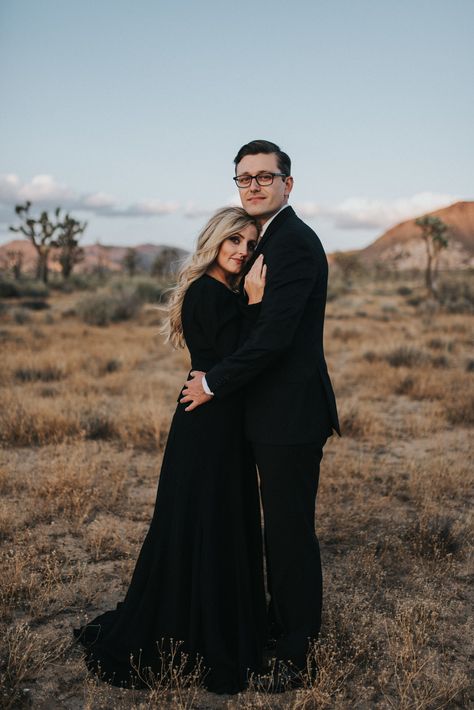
234,140,291,177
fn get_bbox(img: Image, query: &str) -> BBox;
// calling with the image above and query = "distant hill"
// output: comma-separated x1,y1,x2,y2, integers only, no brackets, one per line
0,241,188,275
354,201,474,270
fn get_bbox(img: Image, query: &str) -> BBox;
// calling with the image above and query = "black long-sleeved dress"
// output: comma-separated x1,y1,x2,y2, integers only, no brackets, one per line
74,274,267,694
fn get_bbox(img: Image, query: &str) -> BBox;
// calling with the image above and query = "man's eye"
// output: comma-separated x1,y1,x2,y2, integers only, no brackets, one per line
238,176,251,186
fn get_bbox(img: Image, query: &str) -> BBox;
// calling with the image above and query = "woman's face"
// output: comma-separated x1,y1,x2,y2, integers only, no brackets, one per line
214,223,258,279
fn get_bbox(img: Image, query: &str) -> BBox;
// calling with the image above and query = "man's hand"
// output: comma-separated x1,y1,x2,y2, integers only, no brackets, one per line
180,370,213,411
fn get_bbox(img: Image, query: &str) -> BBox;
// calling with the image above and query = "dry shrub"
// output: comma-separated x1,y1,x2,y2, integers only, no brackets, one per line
0,501,22,542
0,546,96,621
81,640,205,710
0,622,68,710
331,327,361,342
385,347,427,368
14,364,64,383
0,392,169,450
404,514,466,560
379,603,470,709
407,458,472,506
445,391,474,426
394,375,418,396
426,337,455,352
338,402,375,439
0,395,80,447
85,516,140,562
30,449,129,525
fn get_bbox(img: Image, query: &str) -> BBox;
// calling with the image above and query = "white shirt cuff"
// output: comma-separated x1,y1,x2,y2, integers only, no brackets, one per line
202,375,214,396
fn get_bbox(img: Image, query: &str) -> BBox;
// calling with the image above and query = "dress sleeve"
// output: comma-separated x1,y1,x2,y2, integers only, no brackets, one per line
239,302,261,343
182,278,239,356
182,281,220,350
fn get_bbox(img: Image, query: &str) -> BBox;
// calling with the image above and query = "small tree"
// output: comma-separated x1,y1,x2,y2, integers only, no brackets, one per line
415,215,449,297
6,250,24,280
122,247,139,277
331,251,364,284
56,214,87,279
9,202,61,283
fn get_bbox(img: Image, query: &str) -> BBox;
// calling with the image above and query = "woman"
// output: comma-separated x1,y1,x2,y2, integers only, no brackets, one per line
74,207,267,695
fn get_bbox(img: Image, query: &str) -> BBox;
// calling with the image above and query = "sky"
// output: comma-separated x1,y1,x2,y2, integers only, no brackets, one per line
1,0,473,253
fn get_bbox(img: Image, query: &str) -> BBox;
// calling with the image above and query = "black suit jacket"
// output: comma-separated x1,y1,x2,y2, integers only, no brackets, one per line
206,206,340,445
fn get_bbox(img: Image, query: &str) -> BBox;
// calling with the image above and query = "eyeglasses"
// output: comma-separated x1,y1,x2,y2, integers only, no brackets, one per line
233,172,287,188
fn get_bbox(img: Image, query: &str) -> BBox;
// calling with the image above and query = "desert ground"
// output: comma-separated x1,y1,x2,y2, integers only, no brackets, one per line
0,271,472,709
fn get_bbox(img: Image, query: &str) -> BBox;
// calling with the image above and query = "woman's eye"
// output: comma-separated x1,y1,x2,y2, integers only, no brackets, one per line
229,236,240,244
248,241,256,251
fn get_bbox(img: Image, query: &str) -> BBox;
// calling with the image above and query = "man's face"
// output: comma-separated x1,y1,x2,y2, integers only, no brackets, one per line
235,152,293,223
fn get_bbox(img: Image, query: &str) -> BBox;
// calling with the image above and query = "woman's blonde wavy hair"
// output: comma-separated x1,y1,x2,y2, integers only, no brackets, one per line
161,206,257,349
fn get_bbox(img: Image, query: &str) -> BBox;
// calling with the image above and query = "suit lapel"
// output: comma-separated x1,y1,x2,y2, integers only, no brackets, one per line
239,206,295,294
255,206,295,255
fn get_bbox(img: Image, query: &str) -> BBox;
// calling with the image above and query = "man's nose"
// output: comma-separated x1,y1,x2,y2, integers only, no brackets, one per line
249,177,261,191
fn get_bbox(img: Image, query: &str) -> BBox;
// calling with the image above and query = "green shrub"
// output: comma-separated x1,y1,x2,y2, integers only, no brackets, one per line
0,278,19,298
0,277,50,298
11,308,31,325
77,289,140,326
21,300,50,311
110,276,166,304
437,276,474,314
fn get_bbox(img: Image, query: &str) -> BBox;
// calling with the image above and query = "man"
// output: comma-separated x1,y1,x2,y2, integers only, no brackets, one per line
181,139,339,689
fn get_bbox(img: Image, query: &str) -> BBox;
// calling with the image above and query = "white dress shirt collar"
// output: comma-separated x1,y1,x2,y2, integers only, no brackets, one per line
259,203,291,238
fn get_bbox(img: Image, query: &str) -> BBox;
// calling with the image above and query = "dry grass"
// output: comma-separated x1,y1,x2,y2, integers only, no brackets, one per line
0,277,472,708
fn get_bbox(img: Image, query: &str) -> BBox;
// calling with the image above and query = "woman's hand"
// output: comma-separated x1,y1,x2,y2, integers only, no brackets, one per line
244,254,267,304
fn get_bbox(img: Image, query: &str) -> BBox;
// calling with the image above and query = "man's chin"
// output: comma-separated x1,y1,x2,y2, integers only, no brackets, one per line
244,202,269,217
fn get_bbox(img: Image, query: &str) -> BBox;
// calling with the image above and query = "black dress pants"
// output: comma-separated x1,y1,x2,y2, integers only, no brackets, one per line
252,442,324,670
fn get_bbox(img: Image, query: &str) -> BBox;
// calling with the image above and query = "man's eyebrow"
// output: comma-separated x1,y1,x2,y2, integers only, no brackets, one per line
237,170,271,175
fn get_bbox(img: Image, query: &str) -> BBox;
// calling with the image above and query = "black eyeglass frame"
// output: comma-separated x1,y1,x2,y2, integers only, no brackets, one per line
233,172,287,188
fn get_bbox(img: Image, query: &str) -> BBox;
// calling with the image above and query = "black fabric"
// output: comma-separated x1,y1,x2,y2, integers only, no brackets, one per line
205,207,340,445
252,442,324,669
74,275,267,695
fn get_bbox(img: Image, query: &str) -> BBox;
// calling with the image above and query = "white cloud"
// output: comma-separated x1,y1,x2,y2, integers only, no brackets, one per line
296,192,461,230
18,174,75,202
0,174,180,221
0,174,22,201
123,199,180,216
82,192,118,209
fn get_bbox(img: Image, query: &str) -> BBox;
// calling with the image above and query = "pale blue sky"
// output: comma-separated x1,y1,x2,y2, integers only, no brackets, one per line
1,0,472,252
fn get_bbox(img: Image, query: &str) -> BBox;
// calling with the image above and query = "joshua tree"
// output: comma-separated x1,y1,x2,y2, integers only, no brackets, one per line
9,202,61,283
122,247,139,277
415,215,449,297
56,214,87,279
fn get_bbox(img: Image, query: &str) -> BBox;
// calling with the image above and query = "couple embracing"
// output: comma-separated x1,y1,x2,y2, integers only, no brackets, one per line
74,139,340,695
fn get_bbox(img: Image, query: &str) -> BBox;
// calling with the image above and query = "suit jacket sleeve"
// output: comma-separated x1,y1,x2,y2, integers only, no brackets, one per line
206,234,317,397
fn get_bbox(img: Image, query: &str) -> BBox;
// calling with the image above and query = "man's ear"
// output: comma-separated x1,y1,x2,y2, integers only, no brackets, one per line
284,176,294,198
